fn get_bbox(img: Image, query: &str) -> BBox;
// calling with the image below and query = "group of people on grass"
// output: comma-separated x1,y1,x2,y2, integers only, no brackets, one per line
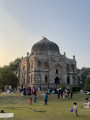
57,89,73,99
19,86,90,117
45,87,73,99
30,92,48,105
27,87,74,106
21,86,74,105
23,87,37,96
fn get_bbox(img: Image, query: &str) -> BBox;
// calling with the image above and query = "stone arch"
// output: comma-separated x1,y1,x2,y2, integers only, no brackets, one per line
55,77,60,84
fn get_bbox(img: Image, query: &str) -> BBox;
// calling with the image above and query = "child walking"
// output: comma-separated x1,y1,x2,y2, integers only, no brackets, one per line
73,102,78,116
30,97,32,104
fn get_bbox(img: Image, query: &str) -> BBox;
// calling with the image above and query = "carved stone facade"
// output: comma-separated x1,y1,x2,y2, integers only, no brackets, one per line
19,37,78,89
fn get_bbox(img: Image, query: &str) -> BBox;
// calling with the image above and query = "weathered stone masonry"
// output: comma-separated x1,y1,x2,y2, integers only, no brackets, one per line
19,37,78,89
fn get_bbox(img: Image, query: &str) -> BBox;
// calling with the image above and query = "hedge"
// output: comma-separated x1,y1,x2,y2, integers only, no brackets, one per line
71,86,81,92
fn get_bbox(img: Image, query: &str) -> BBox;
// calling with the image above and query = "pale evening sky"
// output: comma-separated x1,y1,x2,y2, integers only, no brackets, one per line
0,0,90,69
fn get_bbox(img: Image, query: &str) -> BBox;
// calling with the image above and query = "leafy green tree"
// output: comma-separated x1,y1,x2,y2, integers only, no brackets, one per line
0,58,21,90
84,77,90,91
9,58,21,71
77,67,90,89
81,68,90,87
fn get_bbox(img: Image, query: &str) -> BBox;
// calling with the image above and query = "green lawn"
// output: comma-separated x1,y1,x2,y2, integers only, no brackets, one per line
0,92,90,120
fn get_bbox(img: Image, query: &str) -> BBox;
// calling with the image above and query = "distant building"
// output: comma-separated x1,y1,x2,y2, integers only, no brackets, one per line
19,37,78,89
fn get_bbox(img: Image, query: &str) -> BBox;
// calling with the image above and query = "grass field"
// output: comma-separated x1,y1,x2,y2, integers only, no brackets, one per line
0,91,90,120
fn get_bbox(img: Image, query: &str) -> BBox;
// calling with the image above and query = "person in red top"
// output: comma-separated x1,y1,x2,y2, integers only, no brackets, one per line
30,97,32,104
34,89,37,95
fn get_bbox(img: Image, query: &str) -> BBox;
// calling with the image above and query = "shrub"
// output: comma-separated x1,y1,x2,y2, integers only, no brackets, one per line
58,85,66,90
71,86,81,92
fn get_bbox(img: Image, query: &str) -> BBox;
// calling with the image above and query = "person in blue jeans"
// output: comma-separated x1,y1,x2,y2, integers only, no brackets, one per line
73,102,78,116
34,95,37,103
45,93,48,105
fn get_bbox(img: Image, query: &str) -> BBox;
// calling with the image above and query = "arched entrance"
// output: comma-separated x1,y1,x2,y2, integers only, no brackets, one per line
55,77,60,85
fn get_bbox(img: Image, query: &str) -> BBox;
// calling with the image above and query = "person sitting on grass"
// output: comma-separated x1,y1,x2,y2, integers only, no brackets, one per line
88,99,90,108
86,97,89,103
1,110,5,113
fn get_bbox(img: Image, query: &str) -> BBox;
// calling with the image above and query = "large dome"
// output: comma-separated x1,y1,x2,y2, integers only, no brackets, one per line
31,37,60,54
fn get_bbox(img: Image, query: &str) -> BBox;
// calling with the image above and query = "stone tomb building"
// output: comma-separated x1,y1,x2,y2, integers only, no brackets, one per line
19,37,78,89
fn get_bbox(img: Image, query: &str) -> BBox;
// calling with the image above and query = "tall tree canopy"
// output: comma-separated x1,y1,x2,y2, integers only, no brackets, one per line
77,67,90,89
0,58,21,90
84,77,90,91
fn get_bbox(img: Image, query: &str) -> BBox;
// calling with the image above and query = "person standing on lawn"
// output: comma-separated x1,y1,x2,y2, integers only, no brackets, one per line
34,95,37,103
57,90,60,99
73,102,78,116
30,97,32,105
45,93,48,105
70,91,73,99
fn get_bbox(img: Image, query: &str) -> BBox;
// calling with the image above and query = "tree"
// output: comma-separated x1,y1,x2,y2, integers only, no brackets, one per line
9,58,21,71
84,77,90,91
0,58,21,90
77,67,90,89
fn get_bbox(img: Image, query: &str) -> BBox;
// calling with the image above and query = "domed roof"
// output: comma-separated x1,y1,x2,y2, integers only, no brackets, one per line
31,37,60,54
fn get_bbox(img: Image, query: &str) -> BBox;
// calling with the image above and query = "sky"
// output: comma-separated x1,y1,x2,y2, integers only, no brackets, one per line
0,0,90,69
